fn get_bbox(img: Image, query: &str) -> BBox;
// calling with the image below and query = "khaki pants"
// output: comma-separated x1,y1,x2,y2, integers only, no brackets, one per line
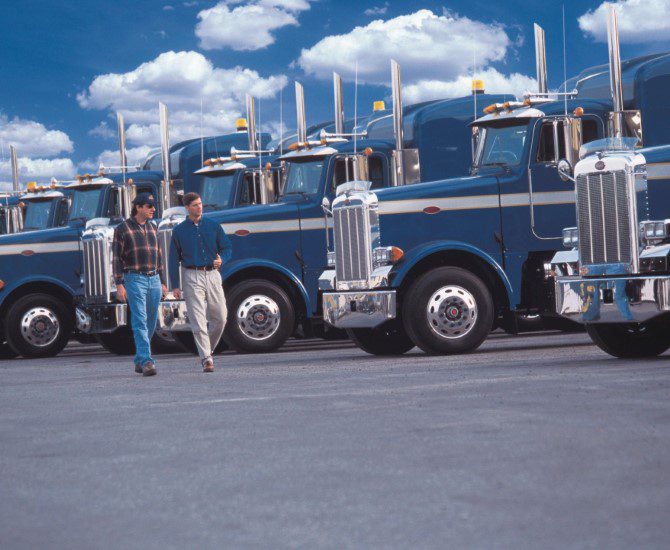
181,267,227,362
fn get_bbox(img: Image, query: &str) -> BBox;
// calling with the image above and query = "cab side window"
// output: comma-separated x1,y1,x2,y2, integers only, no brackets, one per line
332,157,355,190
536,121,566,163
368,155,385,189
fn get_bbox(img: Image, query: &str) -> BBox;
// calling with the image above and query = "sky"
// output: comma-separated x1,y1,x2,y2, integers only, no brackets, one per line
1,0,669,189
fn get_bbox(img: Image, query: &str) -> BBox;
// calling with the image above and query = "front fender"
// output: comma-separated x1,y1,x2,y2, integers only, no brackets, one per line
0,275,78,308
389,240,514,305
220,258,311,313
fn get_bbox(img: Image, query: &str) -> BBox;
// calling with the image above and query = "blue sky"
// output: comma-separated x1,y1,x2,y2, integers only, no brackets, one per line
1,0,669,187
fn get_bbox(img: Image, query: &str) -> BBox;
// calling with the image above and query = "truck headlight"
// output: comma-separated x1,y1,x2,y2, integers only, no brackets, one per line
562,227,579,248
373,246,404,266
327,251,335,267
639,220,670,245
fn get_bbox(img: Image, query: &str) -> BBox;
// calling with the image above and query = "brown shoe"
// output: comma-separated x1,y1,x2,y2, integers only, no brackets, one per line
203,359,214,373
143,362,157,376
135,363,143,374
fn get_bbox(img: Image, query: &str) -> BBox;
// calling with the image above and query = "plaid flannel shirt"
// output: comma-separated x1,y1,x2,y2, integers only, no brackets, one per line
113,217,165,285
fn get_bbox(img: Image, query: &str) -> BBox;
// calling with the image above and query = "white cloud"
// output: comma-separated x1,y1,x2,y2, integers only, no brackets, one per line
163,4,175,10
297,9,512,85
0,157,76,185
77,50,287,149
0,114,73,157
195,0,311,51
404,69,537,103
578,0,670,43
94,145,154,171
88,121,116,140
364,3,388,16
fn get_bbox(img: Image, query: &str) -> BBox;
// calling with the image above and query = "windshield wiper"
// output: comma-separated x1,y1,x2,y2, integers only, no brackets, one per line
69,216,89,224
477,162,508,167
202,203,220,209
283,191,310,199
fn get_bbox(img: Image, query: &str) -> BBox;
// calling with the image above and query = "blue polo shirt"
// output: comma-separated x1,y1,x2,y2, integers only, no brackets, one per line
169,215,232,287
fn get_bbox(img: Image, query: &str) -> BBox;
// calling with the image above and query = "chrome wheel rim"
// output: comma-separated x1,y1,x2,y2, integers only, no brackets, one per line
20,307,60,348
426,285,477,340
236,294,281,341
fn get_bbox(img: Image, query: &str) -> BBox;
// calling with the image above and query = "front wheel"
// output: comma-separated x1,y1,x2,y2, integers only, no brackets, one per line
5,294,72,358
96,327,135,355
585,320,670,358
402,267,494,355
0,340,18,360
347,320,414,355
223,279,295,353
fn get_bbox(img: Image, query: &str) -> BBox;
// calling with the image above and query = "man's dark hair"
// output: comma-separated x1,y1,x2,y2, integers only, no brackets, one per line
183,192,201,207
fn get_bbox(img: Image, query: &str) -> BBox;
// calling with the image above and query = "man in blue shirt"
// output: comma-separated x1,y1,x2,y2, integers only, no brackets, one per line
170,192,232,372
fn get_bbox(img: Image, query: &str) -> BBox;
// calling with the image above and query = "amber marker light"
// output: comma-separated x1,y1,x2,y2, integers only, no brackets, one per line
265,162,272,170
364,147,373,156
483,104,497,114
390,246,404,263
373,100,386,111
0,280,5,291
573,106,584,117
236,118,247,131
127,178,134,185
288,142,300,151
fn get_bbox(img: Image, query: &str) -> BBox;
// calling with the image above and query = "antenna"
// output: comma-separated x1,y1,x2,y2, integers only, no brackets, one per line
280,87,283,156
117,112,127,184
200,96,204,166
159,102,171,213
562,5,568,116
473,46,477,121
354,61,359,157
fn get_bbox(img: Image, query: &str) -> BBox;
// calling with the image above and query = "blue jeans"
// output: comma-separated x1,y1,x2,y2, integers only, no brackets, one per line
124,273,162,366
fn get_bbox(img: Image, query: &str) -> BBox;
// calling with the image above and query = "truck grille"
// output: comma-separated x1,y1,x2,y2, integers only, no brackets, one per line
83,237,112,303
158,227,176,290
576,170,632,267
333,205,372,284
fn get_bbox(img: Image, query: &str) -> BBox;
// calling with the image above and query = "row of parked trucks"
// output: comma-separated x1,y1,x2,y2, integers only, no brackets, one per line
2,8,670,360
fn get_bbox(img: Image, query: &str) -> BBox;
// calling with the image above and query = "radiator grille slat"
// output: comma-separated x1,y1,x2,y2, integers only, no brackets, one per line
576,170,631,267
83,237,111,303
333,205,372,283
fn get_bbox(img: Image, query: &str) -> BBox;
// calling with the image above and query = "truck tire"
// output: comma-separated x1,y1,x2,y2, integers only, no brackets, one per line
173,332,198,354
585,321,670,358
151,329,183,354
96,327,135,355
224,279,295,353
402,267,493,355
5,294,72,358
346,320,414,355
0,341,19,360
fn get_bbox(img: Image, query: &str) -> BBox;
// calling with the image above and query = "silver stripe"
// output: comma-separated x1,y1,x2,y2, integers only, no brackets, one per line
647,162,670,180
0,241,80,256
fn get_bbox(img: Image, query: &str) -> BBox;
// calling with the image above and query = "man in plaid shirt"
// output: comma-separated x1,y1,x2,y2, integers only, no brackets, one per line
113,193,167,376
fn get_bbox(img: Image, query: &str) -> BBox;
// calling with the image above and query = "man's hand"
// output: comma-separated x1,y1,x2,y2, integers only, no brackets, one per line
173,288,181,300
161,284,168,299
213,254,222,269
116,284,127,303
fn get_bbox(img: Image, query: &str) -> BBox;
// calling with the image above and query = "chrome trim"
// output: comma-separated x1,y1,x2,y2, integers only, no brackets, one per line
391,59,403,154
606,5,624,138
117,112,127,182
82,223,115,303
295,82,307,145
158,300,191,331
555,275,670,324
333,72,345,135
76,304,127,333
323,290,396,328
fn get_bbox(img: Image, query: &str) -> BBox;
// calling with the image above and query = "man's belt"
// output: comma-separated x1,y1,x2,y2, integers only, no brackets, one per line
183,265,215,271
123,269,159,276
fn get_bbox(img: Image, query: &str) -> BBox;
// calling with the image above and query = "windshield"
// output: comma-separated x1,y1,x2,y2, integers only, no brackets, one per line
23,200,54,231
474,123,529,168
201,174,236,210
69,188,102,222
283,160,324,196
579,137,639,159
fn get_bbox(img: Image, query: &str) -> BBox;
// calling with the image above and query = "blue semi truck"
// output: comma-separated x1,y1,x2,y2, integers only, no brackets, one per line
548,8,670,358
155,63,515,353
319,20,670,355
0,107,254,358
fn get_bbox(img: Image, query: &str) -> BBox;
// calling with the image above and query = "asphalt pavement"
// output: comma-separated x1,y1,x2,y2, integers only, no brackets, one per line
1,332,669,549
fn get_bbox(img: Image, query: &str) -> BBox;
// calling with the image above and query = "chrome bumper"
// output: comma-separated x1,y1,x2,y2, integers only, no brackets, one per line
322,290,396,328
158,300,191,331
76,304,127,333
555,275,670,324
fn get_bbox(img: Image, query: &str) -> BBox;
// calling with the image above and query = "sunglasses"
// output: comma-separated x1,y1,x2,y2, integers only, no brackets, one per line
140,203,156,209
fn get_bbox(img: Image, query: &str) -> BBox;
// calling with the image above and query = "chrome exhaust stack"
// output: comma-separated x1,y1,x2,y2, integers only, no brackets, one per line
10,145,20,193
534,24,548,94
334,72,345,136
246,94,258,152
295,82,307,145
607,5,624,138
391,60,420,186
159,102,172,213
117,112,128,183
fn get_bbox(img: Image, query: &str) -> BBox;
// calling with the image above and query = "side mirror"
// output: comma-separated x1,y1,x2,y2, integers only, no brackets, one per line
321,196,331,215
557,159,575,183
